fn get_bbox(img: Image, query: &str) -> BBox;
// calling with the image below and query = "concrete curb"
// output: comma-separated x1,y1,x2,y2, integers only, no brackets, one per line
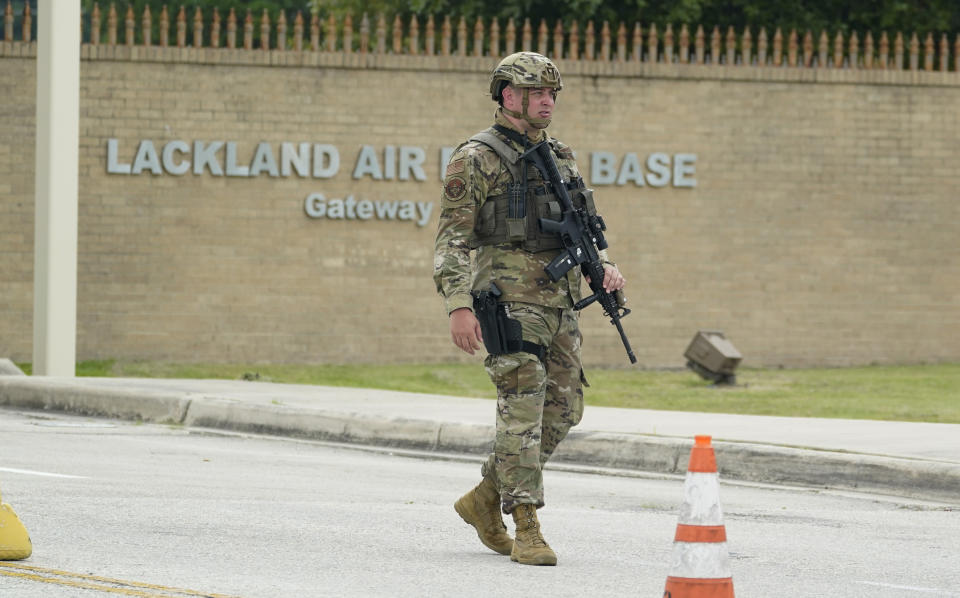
182,396,496,452
1,377,958,504
0,377,190,423
555,431,960,503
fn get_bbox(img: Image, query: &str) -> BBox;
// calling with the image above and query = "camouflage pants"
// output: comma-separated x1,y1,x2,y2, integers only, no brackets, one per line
479,302,585,514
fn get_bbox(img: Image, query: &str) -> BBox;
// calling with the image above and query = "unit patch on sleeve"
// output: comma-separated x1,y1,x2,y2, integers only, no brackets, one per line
444,176,467,202
446,159,466,177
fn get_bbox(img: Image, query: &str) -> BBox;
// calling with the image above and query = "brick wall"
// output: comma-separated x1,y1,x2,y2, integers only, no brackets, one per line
2,40,959,368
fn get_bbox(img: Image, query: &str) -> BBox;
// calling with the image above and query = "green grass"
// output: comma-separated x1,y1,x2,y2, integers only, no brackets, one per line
15,360,960,424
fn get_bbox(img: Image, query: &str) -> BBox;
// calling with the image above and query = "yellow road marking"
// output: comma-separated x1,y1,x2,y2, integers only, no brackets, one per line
0,562,242,597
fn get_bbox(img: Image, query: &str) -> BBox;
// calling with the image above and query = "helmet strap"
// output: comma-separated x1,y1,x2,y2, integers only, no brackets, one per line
501,105,525,121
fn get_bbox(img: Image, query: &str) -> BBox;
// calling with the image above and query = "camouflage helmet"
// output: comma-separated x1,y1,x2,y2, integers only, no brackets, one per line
489,52,563,102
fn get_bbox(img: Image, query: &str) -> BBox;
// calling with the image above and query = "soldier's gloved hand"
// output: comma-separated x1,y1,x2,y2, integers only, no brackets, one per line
450,308,484,355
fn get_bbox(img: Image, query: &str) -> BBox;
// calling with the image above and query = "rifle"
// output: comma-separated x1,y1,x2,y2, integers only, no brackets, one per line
521,141,638,364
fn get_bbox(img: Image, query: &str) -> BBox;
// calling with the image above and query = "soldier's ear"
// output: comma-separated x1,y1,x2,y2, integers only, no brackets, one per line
500,83,515,105
494,81,509,104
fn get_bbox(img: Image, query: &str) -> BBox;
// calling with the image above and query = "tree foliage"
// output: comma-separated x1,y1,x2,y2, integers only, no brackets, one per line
313,0,960,35
71,0,960,45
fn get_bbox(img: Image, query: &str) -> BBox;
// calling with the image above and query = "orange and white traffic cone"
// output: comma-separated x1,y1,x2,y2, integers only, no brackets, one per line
663,435,734,598
0,482,32,560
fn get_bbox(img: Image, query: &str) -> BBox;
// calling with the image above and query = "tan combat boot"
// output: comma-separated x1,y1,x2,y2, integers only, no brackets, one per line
454,476,513,555
510,504,557,566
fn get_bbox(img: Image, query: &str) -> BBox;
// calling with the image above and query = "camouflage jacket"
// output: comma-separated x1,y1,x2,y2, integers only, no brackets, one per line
433,109,610,314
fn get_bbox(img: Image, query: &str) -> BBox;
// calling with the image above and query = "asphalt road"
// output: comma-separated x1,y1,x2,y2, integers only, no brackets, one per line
0,408,957,597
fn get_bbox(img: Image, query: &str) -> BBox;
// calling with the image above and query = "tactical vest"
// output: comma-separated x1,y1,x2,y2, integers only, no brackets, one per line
466,128,596,253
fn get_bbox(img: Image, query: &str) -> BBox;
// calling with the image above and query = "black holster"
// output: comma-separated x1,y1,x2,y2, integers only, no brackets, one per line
471,283,546,362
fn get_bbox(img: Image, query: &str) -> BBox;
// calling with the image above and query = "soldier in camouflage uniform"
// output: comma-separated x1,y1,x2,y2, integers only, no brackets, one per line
433,52,625,566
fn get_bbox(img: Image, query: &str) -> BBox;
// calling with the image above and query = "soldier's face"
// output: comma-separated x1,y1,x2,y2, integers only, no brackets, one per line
525,87,556,120
504,85,556,129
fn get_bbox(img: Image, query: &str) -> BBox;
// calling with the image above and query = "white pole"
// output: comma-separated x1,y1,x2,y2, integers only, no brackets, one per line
33,1,80,376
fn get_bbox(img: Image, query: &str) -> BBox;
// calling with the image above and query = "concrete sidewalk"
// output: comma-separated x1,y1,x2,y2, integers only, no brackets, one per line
1,375,958,504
